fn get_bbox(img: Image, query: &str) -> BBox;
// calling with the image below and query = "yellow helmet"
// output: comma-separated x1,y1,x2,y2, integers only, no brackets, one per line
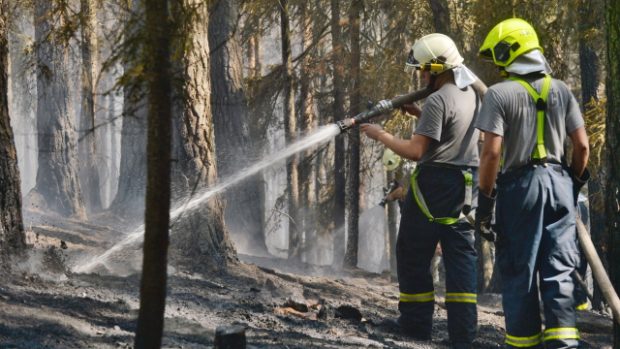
479,18,542,67
382,149,401,171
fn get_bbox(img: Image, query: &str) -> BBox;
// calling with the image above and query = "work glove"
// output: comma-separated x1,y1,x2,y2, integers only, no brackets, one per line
475,190,496,242
571,167,590,206
375,99,393,114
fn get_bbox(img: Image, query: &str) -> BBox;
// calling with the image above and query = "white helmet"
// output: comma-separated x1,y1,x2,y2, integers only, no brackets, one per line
405,33,464,75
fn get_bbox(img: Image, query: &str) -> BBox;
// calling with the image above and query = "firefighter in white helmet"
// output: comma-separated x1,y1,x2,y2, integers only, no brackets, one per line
361,33,481,348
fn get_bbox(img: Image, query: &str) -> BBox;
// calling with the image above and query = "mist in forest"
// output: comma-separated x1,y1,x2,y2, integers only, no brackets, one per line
5,0,419,277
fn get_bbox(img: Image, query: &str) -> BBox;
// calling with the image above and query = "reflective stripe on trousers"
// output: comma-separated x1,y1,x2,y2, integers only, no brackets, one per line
445,292,477,304
400,291,434,303
543,328,579,342
504,328,579,348
505,332,542,348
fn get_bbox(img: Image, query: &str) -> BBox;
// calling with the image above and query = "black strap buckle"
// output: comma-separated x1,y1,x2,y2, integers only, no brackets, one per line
530,157,549,167
536,98,546,111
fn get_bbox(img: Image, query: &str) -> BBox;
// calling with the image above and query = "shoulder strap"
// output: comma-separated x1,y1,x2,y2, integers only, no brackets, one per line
508,75,552,160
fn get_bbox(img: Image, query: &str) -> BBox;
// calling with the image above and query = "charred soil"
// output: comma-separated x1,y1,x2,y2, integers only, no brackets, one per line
0,211,614,348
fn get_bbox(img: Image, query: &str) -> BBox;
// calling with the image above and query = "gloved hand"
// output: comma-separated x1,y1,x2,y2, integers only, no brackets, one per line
475,190,496,242
571,168,590,206
375,99,393,114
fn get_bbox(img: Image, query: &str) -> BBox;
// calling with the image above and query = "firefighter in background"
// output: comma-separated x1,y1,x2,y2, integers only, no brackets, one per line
361,33,481,349
474,18,589,349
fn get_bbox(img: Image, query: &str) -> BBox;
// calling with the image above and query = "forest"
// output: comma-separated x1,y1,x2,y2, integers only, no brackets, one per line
0,0,619,348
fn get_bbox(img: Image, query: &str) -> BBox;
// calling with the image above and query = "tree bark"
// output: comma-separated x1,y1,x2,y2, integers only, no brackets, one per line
7,3,36,195
247,32,261,79
297,1,317,261
0,0,26,264
605,0,620,344
330,0,346,265
579,0,607,311
209,0,267,256
78,0,102,214
110,0,147,220
33,0,85,219
279,0,300,260
386,172,398,279
168,0,235,270
428,0,451,35
134,0,172,347
344,0,362,269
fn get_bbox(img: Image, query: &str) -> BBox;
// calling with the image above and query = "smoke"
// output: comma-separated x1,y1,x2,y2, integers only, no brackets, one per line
14,247,69,283
356,206,389,273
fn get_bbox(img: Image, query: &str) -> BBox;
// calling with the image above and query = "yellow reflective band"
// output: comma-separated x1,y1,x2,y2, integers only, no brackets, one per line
445,292,477,304
400,291,435,303
505,332,542,347
575,302,589,311
410,167,471,226
543,327,580,341
463,171,473,186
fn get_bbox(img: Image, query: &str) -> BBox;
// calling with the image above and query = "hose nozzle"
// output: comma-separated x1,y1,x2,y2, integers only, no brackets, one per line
336,118,356,133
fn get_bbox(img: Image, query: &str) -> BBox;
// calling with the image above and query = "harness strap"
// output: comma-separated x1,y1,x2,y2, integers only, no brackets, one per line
508,74,552,160
410,166,473,225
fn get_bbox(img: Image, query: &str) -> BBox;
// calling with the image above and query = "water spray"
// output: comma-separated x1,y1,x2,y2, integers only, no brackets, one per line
73,124,342,273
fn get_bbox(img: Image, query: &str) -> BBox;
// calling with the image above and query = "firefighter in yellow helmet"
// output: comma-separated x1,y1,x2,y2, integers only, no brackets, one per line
361,33,481,348
474,18,589,349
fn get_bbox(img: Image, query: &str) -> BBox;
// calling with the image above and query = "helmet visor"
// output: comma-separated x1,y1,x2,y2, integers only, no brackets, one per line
479,48,494,62
404,49,418,73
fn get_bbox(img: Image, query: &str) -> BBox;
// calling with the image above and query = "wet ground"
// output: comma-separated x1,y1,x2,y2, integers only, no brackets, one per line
0,211,614,348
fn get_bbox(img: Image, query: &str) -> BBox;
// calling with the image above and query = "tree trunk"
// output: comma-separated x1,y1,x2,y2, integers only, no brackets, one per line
386,172,398,279
78,0,102,214
209,0,267,257
297,1,317,262
579,0,607,311
8,3,36,195
33,0,85,219
605,0,620,344
344,0,362,269
476,236,494,292
168,0,235,270
110,0,147,221
0,0,26,264
330,0,346,265
247,33,261,79
110,91,147,219
428,0,451,35
134,0,172,347
279,0,300,260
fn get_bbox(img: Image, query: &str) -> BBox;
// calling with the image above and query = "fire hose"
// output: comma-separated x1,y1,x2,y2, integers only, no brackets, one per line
335,79,488,133
576,216,620,325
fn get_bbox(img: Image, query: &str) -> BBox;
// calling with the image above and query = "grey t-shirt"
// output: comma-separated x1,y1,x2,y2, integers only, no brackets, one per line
415,83,480,167
474,76,584,172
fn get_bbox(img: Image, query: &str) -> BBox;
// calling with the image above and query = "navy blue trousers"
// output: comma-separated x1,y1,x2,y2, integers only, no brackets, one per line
396,165,478,346
495,164,580,349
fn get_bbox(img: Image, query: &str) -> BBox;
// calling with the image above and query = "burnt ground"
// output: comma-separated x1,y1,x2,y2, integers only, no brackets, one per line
0,211,614,348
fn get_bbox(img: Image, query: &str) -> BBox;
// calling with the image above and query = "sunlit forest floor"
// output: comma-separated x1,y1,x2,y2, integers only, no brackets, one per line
0,211,614,348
